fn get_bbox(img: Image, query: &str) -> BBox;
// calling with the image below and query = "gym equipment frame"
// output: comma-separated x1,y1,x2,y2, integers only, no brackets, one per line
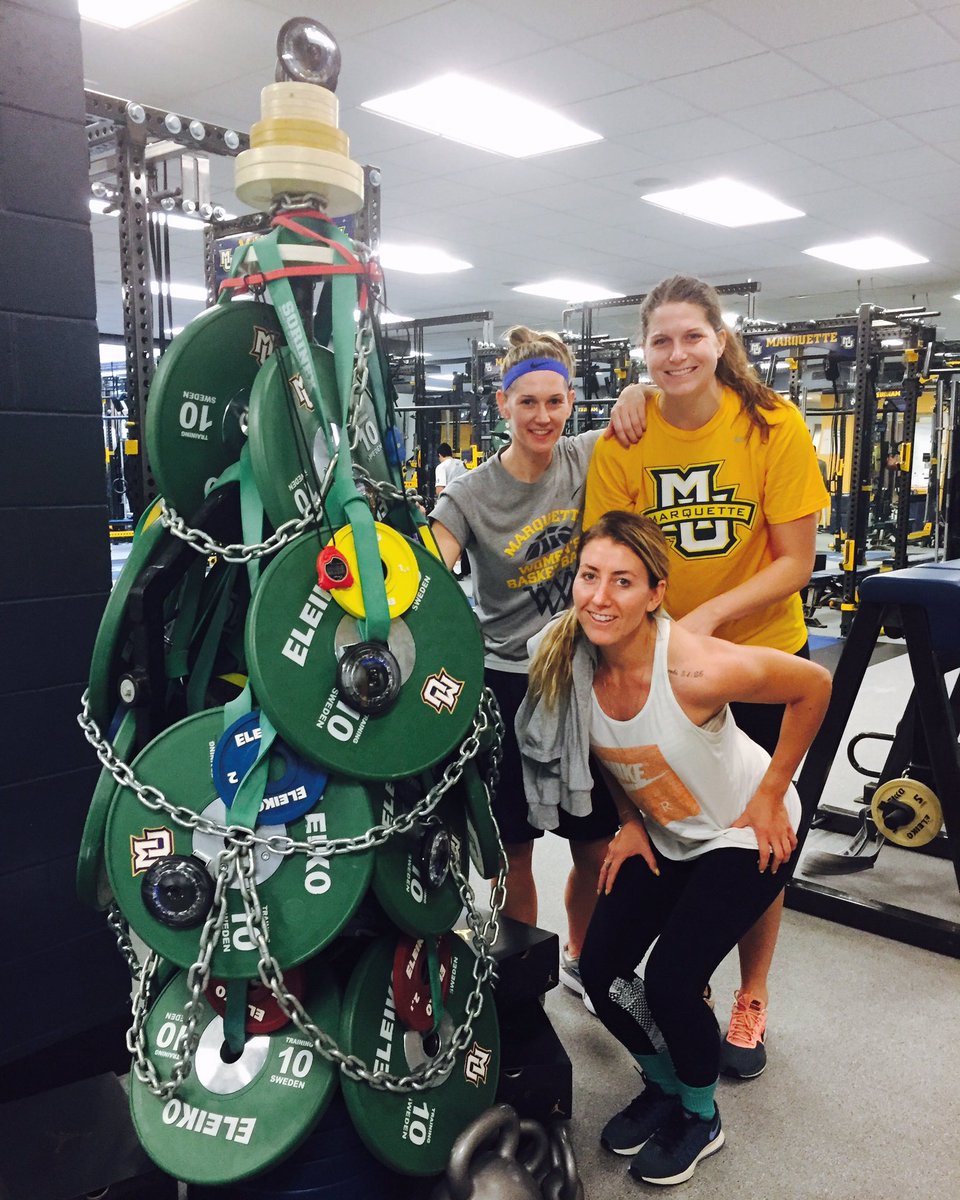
789,560,960,958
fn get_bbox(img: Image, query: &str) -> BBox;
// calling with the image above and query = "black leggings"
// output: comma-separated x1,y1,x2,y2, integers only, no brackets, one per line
579,849,788,1088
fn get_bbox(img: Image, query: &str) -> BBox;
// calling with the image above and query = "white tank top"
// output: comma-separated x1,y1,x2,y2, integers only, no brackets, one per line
589,616,801,861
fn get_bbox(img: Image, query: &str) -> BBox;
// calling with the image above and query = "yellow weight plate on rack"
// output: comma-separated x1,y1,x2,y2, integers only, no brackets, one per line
871,778,943,847
330,522,421,620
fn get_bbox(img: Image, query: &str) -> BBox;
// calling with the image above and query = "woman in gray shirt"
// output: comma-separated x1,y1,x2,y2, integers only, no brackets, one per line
430,325,619,1003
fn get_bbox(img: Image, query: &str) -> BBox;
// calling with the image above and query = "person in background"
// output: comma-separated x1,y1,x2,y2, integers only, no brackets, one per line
429,326,620,1008
434,441,467,498
518,511,830,1185
585,274,829,1078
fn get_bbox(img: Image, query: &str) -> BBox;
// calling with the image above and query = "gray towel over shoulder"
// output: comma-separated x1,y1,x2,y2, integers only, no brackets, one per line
514,627,598,830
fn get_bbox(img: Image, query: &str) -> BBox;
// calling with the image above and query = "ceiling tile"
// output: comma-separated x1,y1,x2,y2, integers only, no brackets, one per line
833,144,960,188
658,52,824,109
843,59,960,117
463,0,690,40
350,0,553,67
705,0,919,47
616,116,763,164
577,9,767,80
894,102,960,143
565,84,707,138
785,16,960,86
728,90,879,140
782,121,919,166
484,44,639,106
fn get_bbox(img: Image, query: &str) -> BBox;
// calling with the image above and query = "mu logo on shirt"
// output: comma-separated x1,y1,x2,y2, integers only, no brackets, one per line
644,462,757,559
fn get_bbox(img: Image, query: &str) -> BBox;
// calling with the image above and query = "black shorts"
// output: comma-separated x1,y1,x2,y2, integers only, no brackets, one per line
484,668,620,846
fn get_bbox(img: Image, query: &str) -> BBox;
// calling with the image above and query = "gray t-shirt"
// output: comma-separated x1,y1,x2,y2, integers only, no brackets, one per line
431,431,601,669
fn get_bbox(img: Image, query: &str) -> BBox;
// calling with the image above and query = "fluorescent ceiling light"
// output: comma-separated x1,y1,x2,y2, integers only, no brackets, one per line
721,310,740,326
881,338,905,347
641,177,804,227
379,243,471,274
150,281,208,302
377,312,413,324
362,72,602,158
803,237,928,269
513,279,625,303
79,0,197,29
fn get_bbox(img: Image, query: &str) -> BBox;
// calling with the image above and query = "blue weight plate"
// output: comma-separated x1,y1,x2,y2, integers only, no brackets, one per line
212,709,328,826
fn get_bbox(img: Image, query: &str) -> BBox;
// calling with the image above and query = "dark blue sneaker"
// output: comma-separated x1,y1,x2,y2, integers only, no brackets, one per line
628,1104,724,1185
600,1080,680,1156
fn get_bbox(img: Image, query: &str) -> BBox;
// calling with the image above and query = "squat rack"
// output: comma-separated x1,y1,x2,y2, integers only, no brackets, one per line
744,307,938,631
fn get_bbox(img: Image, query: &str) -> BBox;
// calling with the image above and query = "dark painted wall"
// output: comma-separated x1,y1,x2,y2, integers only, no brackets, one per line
0,0,129,1076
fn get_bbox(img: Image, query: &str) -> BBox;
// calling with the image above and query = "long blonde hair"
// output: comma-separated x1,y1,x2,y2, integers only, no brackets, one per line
640,274,784,440
501,325,575,385
529,511,669,709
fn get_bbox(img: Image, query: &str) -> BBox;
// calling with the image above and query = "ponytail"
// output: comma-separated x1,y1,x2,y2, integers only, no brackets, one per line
528,609,581,711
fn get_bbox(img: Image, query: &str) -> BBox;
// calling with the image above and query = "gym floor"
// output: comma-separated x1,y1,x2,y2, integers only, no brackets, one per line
120,539,959,1197
528,599,960,1200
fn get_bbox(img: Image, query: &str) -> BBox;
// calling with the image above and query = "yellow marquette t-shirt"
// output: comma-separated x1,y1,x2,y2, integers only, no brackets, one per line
584,388,829,653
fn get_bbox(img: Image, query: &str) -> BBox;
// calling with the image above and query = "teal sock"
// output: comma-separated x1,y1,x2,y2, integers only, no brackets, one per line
632,1050,680,1096
677,1079,717,1121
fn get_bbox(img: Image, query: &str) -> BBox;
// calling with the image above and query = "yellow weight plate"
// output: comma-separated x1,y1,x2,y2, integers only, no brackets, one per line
234,148,364,217
251,117,348,155
871,778,943,847
260,81,339,125
329,522,421,620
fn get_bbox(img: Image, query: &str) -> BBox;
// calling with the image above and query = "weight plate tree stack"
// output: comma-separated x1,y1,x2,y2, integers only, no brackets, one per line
74,16,507,1195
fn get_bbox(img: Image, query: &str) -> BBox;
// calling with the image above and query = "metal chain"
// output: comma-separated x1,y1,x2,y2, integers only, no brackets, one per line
232,838,503,1092
77,690,492,860
92,690,506,1099
107,903,146,979
127,846,236,1099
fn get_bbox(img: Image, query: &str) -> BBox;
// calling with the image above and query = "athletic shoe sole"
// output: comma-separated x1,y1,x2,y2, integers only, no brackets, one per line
633,1129,725,1185
558,963,584,997
603,1134,651,1157
720,1057,766,1080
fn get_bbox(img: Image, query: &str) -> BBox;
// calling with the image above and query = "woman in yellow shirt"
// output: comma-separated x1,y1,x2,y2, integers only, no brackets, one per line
584,274,829,1079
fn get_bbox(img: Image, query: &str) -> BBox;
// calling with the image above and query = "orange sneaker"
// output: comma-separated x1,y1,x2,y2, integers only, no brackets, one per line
719,989,767,1079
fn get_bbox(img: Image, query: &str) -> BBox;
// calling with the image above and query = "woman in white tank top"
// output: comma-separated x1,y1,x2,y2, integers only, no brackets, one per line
520,510,831,1187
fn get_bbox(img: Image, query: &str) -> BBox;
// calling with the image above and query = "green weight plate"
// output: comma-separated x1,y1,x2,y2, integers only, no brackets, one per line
87,509,168,729
146,301,283,517
372,785,467,936
246,533,484,780
105,708,375,976
458,760,502,879
77,709,139,911
350,373,395,488
340,932,499,1176
247,344,338,530
130,965,339,1185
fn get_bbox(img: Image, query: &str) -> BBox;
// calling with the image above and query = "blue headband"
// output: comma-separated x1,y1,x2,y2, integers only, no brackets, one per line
502,356,570,392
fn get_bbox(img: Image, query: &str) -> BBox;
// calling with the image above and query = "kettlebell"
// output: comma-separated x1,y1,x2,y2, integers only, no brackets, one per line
541,1123,584,1200
432,1104,547,1200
